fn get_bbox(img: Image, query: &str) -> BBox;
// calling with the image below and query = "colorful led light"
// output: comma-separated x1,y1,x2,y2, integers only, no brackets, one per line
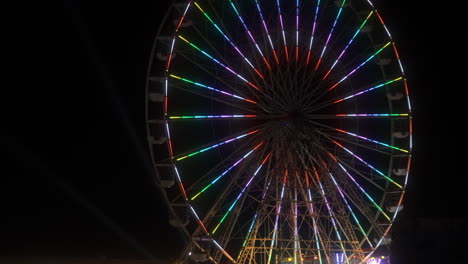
331,140,402,189
194,2,264,79
276,0,289,61
335,113,408,117
255,0,279,64
304,171,323,264
323,11,374,80
306,0,321,65
212,239,236,263
329,172,373,248
329,155,391,221
329,42,391,91
334,128,408,153
169,74,256,104
178,35,260,90
176,130,259,161
212,154,270,233
295,0,299,61
313,167,348,264
169,114,257,119
315,0,347,70
333,77,402,104
267,170,288,264
191,142,263,200
229,0,271,70
189,204,209,234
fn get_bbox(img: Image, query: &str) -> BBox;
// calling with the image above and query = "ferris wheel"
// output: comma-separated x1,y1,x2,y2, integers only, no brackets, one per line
146,1,412,263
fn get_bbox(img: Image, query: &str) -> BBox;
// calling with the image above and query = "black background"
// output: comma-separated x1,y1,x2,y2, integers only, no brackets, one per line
3,1,466,263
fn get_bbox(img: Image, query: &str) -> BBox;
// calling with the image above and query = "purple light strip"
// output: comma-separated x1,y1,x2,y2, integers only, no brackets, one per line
276,0,289,61
229,0,271,70
190,142,264,200
328,172,373,248
313,167,348,263
212,154,270,233
333,77,403,104
178,35,260,90
315,0,347,70
194,1,264,79
169,74,257,104
267,170,288,264
331,140,402,189
323,11,374,80
255,0,279,64
306,0,321,65
329,42,391,91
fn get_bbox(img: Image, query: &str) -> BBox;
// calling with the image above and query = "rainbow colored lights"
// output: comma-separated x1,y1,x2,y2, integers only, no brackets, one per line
254,0,279,64
313,167,348,264
335,113,408,117
178,35,260,90
194,2,264,79
335,128,408,153
329,155,391,221
306,0,321,65
329,172,373,248
333,77,402,104
159,1,412,262
267,169,288,264
212,153,270,233
191,142,264,200
276,0,288,61
169,74,256,104
176,130,259,161
229,0,271,70
331,140,403,189
323,11,374,80
315,0,347,70
329,42,391,91
304,172,323,264
169,114,257,119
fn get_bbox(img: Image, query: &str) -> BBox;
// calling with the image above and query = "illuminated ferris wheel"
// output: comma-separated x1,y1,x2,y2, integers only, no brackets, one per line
146,1,412,263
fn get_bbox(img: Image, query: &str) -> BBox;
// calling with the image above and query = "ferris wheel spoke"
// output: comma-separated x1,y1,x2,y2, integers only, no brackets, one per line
328,171,374,248
169,74,257,104
327,153,391,221
305,113,409,119
178,35,261,91
310,123,406,155
237,165,274,261
169,47,252,98
181,136,261,200
169,84,261,114
310,166,349,263
193,2,265,79
312,76,403,110
169,114,262,121
228,0,272,70
306,0,322,65
328,41,391,91
276,0,289,62
295,0,300,62
190,142,264,201
297,171,325,263
322,10,374,80
314,0,348,71
254,0,280,64
212,153,271,234
334,128,409,153
174,129,261,162
326,137,403,189
267,169,288,264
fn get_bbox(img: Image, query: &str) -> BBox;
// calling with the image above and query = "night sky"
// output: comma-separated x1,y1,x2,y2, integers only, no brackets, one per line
3,1,466,263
